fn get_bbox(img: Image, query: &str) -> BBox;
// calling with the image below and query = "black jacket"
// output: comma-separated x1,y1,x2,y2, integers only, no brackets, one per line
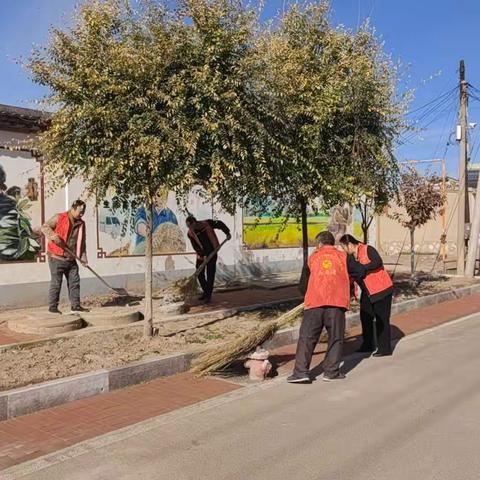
188,219,230,256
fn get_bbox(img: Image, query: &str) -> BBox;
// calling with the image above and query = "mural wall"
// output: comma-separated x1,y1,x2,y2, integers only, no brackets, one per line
242,201,362,249
97,188,214,257
0,151,43,262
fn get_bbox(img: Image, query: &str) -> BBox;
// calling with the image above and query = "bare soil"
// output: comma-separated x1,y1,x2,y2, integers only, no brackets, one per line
0,306,296,391
0,274,478,392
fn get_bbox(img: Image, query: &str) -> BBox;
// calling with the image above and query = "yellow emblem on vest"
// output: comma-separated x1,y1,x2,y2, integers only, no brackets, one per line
321,259,333,270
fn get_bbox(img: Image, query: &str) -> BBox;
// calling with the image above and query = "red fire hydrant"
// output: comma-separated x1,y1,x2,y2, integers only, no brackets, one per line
244,347,272,381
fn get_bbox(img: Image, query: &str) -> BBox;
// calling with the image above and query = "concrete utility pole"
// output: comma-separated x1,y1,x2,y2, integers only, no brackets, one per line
456,60,468,275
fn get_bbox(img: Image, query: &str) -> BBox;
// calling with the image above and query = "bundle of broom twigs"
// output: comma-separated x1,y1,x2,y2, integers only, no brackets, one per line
162,239,229,302
191,302,305,376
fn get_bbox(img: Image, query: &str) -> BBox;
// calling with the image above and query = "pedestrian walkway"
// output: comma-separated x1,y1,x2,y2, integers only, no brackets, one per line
187,284,301,313
1,292,480,471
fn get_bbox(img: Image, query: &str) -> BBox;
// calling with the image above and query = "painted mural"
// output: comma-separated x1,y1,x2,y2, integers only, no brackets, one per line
242,201,362,249
0,152,42,262
97,188,214,257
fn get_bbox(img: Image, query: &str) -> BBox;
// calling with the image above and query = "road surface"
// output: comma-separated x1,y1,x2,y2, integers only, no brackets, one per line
7,313,480,480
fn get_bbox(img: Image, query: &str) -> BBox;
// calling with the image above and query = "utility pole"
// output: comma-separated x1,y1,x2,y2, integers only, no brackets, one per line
456,60,468,275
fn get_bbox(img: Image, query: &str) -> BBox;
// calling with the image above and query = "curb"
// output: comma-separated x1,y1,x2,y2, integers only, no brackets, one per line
1,284,479,421
0,352,194,421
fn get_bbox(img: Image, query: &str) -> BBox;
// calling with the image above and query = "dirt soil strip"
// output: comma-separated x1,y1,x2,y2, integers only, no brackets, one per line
0,308,297,392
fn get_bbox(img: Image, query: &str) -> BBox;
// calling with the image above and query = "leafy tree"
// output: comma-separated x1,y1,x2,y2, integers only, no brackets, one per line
27,0,275,336
247,4,404,262
27,0,404,335
391,167,444,277
331,25,404,244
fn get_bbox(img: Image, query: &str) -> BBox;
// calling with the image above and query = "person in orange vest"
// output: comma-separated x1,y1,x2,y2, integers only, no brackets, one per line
339,234,394,357
41,200,89,314
186,215,231,303
287,231,350,384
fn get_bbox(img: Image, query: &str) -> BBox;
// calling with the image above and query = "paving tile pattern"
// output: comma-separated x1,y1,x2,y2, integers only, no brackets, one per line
0,374,240,471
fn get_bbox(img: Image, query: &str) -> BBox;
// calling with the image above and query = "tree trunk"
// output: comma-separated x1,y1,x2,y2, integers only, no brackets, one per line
362,202,369,244
362,223,368,244
410,228,415,278
144,201,154,337
300,198,309,268
358,202,370,244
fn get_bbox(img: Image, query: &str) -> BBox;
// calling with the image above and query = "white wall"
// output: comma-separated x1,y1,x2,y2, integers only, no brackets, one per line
0,129,304,308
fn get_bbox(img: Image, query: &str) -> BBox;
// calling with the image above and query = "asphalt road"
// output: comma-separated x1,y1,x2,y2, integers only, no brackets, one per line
9,313,480,480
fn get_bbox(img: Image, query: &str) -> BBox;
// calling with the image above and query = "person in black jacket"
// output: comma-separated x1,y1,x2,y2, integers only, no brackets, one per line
186,216,231,303
339,234,394,356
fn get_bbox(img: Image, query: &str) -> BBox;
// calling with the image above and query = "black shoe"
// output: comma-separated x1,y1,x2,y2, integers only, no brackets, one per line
48,307,62,314
287,374,311,384
203,296,212,304
69,305,90,314
323,372,346,382
372,351,392,358
198,293,207,301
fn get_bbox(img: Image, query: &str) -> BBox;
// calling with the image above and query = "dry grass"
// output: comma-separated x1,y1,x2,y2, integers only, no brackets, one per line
191,302,304,375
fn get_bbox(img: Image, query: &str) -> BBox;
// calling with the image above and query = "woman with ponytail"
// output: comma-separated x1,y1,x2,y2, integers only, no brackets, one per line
339,234,394,356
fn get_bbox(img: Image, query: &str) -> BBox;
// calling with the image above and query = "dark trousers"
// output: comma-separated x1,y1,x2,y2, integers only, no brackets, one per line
48,257,81,309
294,307,346,376
196,254,217,298
360,293,392,354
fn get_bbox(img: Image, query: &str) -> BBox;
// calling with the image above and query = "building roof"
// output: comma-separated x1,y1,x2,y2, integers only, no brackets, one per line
0,104,50,133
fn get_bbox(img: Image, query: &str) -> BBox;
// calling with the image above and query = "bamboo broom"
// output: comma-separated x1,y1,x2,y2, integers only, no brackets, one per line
190,302,304,376
174,238,229,297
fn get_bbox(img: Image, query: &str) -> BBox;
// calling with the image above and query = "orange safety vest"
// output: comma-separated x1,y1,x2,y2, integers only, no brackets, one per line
304,245,350,310
47,212,85,258
187,221,220,255
357,244,393,296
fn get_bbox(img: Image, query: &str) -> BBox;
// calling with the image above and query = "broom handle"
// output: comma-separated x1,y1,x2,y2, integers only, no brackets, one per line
193,238,228,278
61,244,118,292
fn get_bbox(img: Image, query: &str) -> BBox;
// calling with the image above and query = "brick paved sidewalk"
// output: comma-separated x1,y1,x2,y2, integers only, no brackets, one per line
1,292,480,471
186,284,301,313
0,375,241,470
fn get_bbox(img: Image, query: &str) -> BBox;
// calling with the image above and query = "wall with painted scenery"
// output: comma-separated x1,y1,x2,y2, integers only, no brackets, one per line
0,129,363,308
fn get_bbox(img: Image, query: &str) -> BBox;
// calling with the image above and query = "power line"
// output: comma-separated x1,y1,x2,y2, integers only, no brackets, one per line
401,87,458,144
432,94,459,161
400,94,457,145
404,86,457,116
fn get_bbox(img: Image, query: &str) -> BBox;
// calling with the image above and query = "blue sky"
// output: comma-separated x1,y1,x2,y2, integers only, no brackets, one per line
1,0,479,175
